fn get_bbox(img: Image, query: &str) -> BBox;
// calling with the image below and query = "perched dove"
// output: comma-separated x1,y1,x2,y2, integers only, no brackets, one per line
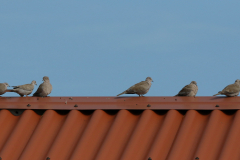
33,76,52,97
213,79,240,97
117,77,153,97
7,80,37,97
175,81,198,97
0,83,9,95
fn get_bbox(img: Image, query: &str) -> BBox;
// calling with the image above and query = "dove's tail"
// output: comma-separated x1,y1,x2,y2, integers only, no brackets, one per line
213,92,221,96
117,91,126,96
10,86,20,89
5,89,15,92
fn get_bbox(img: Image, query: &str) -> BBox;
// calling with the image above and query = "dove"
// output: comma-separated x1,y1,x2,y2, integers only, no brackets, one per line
0,83,9,95
213,79,240,97
117,77,153,97
175,81,198,97
7,80,37,97
33,76,52,97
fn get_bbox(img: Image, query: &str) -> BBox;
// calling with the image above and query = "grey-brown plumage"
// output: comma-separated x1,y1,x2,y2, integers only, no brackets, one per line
0,83,9,95
117,77,153,97
213,79,240,97
7,80,37,97
33,76,52,97
175,81,198,97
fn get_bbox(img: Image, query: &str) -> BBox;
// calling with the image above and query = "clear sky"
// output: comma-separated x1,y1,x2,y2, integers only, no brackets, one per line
1,1,240,97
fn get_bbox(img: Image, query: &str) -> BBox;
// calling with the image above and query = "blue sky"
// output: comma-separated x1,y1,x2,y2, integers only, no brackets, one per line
1,1,240,97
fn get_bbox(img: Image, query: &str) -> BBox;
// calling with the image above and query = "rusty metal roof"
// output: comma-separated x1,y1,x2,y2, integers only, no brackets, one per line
0,97,240,160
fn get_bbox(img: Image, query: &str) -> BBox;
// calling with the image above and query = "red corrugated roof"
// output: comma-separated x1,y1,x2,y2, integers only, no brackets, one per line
0,97,239,160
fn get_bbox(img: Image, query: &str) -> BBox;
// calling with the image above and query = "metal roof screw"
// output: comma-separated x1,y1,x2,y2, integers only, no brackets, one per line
215,104,219,107
74,104,78,107
147,104,151,107
46,157,50,160
195,157,199,160
27,104,31,107
148,157,152,160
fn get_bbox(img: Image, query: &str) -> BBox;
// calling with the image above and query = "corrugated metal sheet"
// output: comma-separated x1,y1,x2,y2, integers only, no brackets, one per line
0,97,240,160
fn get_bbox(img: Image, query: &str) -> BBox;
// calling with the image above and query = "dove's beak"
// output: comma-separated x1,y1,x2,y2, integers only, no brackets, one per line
35,84,37,86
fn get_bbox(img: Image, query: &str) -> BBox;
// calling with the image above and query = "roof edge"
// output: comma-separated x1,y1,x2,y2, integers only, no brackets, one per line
0,96,239,110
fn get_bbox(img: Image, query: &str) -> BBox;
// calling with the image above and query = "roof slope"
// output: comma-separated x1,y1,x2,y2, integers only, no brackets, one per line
0,97,240,160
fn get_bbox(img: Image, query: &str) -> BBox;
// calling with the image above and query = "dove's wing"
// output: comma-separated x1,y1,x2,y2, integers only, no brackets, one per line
222,84,240,94
33,81,52,97
33,83,44,96
176,84,192,96
14,84,34,91
126,81,147,93
117,80,151,96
